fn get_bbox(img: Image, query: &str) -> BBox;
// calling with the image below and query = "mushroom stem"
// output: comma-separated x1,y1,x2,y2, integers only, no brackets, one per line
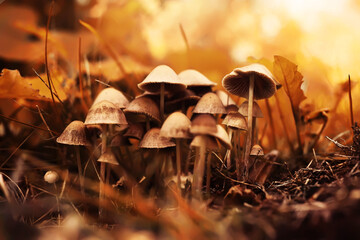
176,139,181,190
75,146,84,195
225,128,233,168
193,136,206,199
244,74,254,179
206,151,212,196
160,82,165,121
99,126,107,217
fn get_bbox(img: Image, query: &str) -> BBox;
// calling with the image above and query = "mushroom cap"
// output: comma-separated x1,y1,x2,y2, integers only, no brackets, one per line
44,171,59,184
222,63,277,100
93,87,129,109
123,123,145,140
193,92,227,115
238,101,264,118
138,65,186,93
190,135,218,150
215,90,237,107
139,128,175,149
222,112,247,130
165,89,200,113
98,150,119,165
190,114,217,135
85,100,128,125
178,69,216,87
160,112,191,139
225,104,239,114
250,144,264,156
208,125,232,149
57,120,88,146
124,96,161,125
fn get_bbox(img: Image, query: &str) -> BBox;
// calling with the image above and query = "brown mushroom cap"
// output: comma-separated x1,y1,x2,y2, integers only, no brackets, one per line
93,87,129,109
250,144,264,156
85,100,128,125
304,108,330,124
222,63,277,100
238,101,264,118
138,65,186,93
178,69,216,87
222,112,247,130
215,90,237,107
160,112,191,139
139,128,175,149
165,89,200,113
124,96,161,125
123,123,145,140
193,92,227,115
208,125,232,149
190,135,218,150
98,150,119,165
57,120,88,146
190,114,217,135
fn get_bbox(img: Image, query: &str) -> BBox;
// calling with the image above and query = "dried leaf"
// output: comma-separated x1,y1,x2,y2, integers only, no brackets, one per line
273,56,306,110
0,69,67,101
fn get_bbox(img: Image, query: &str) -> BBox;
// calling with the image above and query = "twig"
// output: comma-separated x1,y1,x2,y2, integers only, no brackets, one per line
36,105,55,138
0,113,58,134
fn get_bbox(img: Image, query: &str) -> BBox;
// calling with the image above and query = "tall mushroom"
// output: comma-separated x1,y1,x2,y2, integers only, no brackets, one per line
138,65,186,121
57,120,88,194
222,63,277,178
160,112,191,189
84,100,128,217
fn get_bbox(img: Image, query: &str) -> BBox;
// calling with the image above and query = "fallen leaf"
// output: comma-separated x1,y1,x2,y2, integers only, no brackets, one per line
0,69,67,101
273,56,306,111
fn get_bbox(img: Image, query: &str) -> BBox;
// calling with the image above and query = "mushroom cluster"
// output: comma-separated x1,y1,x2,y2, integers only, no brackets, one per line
56,63,278,209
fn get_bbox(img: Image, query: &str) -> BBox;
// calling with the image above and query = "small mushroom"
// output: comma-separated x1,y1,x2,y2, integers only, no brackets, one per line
124,96,161,130
138,65,186,121
160,112,191,189
57,120,88,194
193,92,227,116
222,112,247,173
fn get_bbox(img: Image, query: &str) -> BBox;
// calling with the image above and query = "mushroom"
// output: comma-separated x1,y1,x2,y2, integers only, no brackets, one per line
222,63,278,178
192,92,227,116
138,65,186,121
190,114,217,199
92,87,129,109
139,128,175,183
160,112,191,189
178,69,216,97
57,120,88,194
304,108,329,154
165,89,200,114
222,112,247,176
124,96,161,131
84,100,128,217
